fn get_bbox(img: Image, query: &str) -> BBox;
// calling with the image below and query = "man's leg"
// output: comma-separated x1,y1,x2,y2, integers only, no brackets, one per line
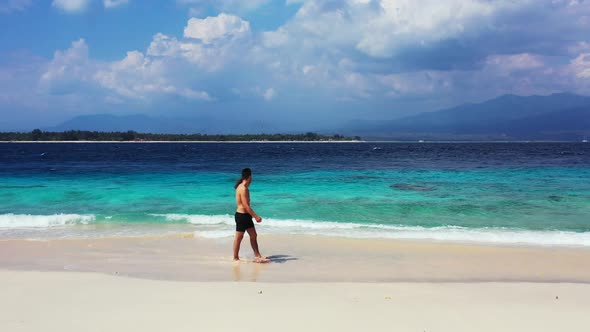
233,231,245,261
246,227,269,262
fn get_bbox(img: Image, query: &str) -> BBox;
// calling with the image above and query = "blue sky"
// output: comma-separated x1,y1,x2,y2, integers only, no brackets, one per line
1,0,590,132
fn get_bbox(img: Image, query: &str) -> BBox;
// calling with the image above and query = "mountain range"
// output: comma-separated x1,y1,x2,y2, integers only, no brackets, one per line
44,93,590,141
344,93,590,140
47,114,200,134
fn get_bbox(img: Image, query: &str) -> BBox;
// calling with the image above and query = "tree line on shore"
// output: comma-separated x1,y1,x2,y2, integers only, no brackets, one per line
0,129,361,142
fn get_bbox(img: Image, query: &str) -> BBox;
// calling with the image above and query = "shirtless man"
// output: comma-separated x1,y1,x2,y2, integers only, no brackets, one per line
233,168,269,263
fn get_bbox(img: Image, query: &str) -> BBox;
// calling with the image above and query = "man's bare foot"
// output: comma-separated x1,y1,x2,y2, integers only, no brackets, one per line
254,256,270,263
233,257,240,262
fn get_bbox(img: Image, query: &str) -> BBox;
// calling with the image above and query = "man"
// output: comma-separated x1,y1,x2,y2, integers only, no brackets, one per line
234,168,270,263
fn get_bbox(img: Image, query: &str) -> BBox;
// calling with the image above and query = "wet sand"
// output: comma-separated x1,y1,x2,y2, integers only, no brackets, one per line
1,234,589,282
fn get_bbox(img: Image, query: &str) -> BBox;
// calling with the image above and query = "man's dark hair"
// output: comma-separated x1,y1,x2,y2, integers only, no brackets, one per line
234,168,252,189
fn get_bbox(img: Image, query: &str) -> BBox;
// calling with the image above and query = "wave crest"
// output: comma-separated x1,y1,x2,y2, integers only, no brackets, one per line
155,214,590,247
0,214,95,228
2,213,589,247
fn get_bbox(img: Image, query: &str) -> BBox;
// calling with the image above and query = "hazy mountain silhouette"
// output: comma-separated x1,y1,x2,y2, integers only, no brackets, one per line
345,93,590,140
45,93,590,140
46,114,287,134
46,114,210,134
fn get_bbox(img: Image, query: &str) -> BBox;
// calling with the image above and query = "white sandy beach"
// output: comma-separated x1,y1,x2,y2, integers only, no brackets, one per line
1,270,589,332
0,235,590,332
2,235,590,331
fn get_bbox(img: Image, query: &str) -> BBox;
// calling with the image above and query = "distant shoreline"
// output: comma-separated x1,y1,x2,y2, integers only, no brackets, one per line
0,140,363,143
0,140,586,143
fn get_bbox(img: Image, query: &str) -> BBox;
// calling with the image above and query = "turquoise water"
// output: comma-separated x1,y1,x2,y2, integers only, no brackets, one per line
1,168,590,235
1,143,589,245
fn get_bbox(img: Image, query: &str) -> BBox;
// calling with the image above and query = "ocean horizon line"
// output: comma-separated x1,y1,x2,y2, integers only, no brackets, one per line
1,140,588,143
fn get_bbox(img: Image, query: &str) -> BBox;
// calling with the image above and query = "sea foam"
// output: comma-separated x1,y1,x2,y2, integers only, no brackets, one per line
2,213,589,247
155,214,590,247
150,213,233,225
0,214,95,228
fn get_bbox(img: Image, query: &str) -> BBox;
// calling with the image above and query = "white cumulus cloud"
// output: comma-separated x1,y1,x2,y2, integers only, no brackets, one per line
94,50,212,100
23,1,590,119
379,71,453,97
41,40,212,102
276,0,530,59
184,13,250,43
262,28,288,48
41,39,91,83
262,87,275,101
103,0,128,9
149,14,253,71
52,0,91,13
570,53,590,78
179,88,212,100
484,53,545,75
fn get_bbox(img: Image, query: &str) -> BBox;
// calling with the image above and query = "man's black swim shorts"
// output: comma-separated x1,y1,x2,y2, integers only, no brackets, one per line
234,212,255,232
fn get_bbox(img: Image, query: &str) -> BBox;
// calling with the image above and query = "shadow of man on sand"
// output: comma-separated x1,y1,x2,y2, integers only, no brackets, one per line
266,254,298,264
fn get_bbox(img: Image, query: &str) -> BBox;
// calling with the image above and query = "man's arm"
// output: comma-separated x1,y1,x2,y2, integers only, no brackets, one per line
240,188,262,222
